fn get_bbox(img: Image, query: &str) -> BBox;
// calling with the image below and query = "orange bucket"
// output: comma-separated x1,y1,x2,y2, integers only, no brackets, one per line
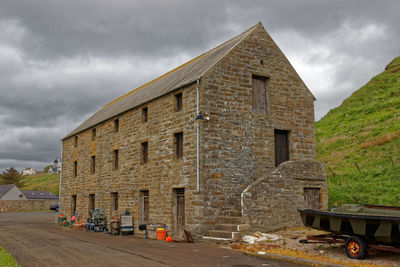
156,228,167,240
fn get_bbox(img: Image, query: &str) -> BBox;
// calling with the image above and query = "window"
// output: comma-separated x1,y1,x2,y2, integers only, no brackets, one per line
73,161,78,177
141,142,148,164
90,156,96,174
140,190,149,224
174,132,183,159
89,194,95,211
74,136,78,147
174,93,182,111
113,149,119,169
142,107,148,122
92,128,96,141
252,75,269,113
274,129,290,167
114,119,119,133
112,192,118,211
72,195,77,215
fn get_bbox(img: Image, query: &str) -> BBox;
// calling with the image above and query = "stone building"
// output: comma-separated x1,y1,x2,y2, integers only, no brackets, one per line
61,23,327,240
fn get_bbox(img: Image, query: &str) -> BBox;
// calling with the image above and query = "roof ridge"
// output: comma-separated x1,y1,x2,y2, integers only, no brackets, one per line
64,23,262,139
101,23,259,110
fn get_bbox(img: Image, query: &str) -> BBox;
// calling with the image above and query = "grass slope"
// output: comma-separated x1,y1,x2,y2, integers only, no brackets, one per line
20,173,60,195
316,56,400,208
0,246,20,267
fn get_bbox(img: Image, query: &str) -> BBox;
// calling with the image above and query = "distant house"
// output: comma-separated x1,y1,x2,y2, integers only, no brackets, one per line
22,167,37,176
47,159,61,174
0,185,27,200
21,190,59,200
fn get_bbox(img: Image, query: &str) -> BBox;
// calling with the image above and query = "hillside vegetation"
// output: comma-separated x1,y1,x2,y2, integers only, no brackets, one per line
316,56,400,208
20,173,60,195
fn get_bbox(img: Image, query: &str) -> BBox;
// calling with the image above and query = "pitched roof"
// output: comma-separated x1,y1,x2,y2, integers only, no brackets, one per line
64,23,260,139
21,190,59,199
0,184,15,198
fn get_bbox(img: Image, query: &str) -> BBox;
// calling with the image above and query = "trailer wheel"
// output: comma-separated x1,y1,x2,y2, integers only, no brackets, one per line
345,236,368,260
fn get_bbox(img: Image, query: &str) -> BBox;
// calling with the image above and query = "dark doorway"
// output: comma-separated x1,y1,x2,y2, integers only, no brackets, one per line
274,129,290,167
111,192,118,212
174,188,185,239
304,188,321,210
140,190,149,224
89,194,95,211
72,195,77,216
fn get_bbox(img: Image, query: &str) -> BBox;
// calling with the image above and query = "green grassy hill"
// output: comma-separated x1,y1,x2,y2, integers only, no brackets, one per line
20,173,60,195
316,56,400,208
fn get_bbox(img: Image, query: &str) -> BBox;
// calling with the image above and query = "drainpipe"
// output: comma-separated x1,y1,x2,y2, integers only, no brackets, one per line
59,140,63,209
196,78,201,192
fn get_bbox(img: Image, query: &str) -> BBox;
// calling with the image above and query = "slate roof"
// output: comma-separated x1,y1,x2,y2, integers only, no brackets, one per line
0,184,15,198
64,23,260,139
21,190,59,199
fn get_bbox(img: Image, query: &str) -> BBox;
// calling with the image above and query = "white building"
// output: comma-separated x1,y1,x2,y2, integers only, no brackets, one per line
22,167,37,176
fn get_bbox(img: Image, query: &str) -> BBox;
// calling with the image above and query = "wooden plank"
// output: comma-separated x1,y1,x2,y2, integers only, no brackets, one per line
252,77,267,113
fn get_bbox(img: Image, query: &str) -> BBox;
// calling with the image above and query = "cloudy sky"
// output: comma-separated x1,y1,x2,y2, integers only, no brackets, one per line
0,0,399,172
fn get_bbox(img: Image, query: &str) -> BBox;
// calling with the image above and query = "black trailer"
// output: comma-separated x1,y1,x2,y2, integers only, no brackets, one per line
298,204,400,259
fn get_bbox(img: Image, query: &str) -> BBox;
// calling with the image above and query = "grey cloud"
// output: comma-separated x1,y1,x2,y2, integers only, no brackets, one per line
0,0,399,172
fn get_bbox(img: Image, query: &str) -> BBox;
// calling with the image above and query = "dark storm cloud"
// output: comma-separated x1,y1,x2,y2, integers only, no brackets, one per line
0,0,399,171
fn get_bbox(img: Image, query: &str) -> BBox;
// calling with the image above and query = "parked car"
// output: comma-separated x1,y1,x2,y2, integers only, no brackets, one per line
50,203,59,212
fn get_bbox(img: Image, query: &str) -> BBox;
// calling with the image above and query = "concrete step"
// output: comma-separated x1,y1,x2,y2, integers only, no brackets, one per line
207,230,235,239
220,216,242,224
202,236,232,243
215,224,238,232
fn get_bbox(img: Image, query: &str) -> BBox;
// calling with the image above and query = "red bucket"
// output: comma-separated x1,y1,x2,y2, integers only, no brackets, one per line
156,228,167,240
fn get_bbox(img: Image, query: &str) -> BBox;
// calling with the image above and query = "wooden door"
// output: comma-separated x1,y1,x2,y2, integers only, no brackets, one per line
304,188,321,210
274,129,290,167
140,190,149,224
175,188,185,239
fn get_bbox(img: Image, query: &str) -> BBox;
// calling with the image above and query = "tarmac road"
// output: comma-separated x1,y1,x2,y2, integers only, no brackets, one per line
0,211,306,267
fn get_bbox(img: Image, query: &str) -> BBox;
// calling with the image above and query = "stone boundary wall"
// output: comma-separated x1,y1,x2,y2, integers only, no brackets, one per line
242,160,327,232
0,199,58,213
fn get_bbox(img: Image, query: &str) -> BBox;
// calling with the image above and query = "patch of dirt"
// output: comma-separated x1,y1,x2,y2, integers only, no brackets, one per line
229,227,400,267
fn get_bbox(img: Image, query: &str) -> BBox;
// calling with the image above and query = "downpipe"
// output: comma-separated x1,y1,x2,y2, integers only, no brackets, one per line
196,78,200,192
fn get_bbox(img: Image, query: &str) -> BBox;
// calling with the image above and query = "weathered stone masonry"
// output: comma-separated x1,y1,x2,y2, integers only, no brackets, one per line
61,22,327,240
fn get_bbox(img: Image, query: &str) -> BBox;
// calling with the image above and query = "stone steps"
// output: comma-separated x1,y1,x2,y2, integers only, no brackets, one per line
215,224,239,232
207,230,235,239
220,216,242,224
203,213,248,241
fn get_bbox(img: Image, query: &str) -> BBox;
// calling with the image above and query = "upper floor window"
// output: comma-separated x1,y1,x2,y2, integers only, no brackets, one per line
142,107,148,122
74,136,78,147
114,119,119,133
141,142,148,164
252,75,269,113
92,128,96,141
90,156,96,174
73,161,78,177
274,129,290,167
174,93,182,111
174,132,183,159
113,149,119,169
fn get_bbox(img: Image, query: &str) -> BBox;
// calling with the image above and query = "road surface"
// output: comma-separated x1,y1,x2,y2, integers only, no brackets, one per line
0,211,305,267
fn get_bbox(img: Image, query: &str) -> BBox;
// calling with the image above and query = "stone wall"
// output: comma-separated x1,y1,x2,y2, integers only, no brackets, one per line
61,82,204,238
242,160,327,232
0,199,57,213
200,24,317,231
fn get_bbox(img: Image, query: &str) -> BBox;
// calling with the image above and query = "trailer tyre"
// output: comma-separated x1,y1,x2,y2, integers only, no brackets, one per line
345,236,368,260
